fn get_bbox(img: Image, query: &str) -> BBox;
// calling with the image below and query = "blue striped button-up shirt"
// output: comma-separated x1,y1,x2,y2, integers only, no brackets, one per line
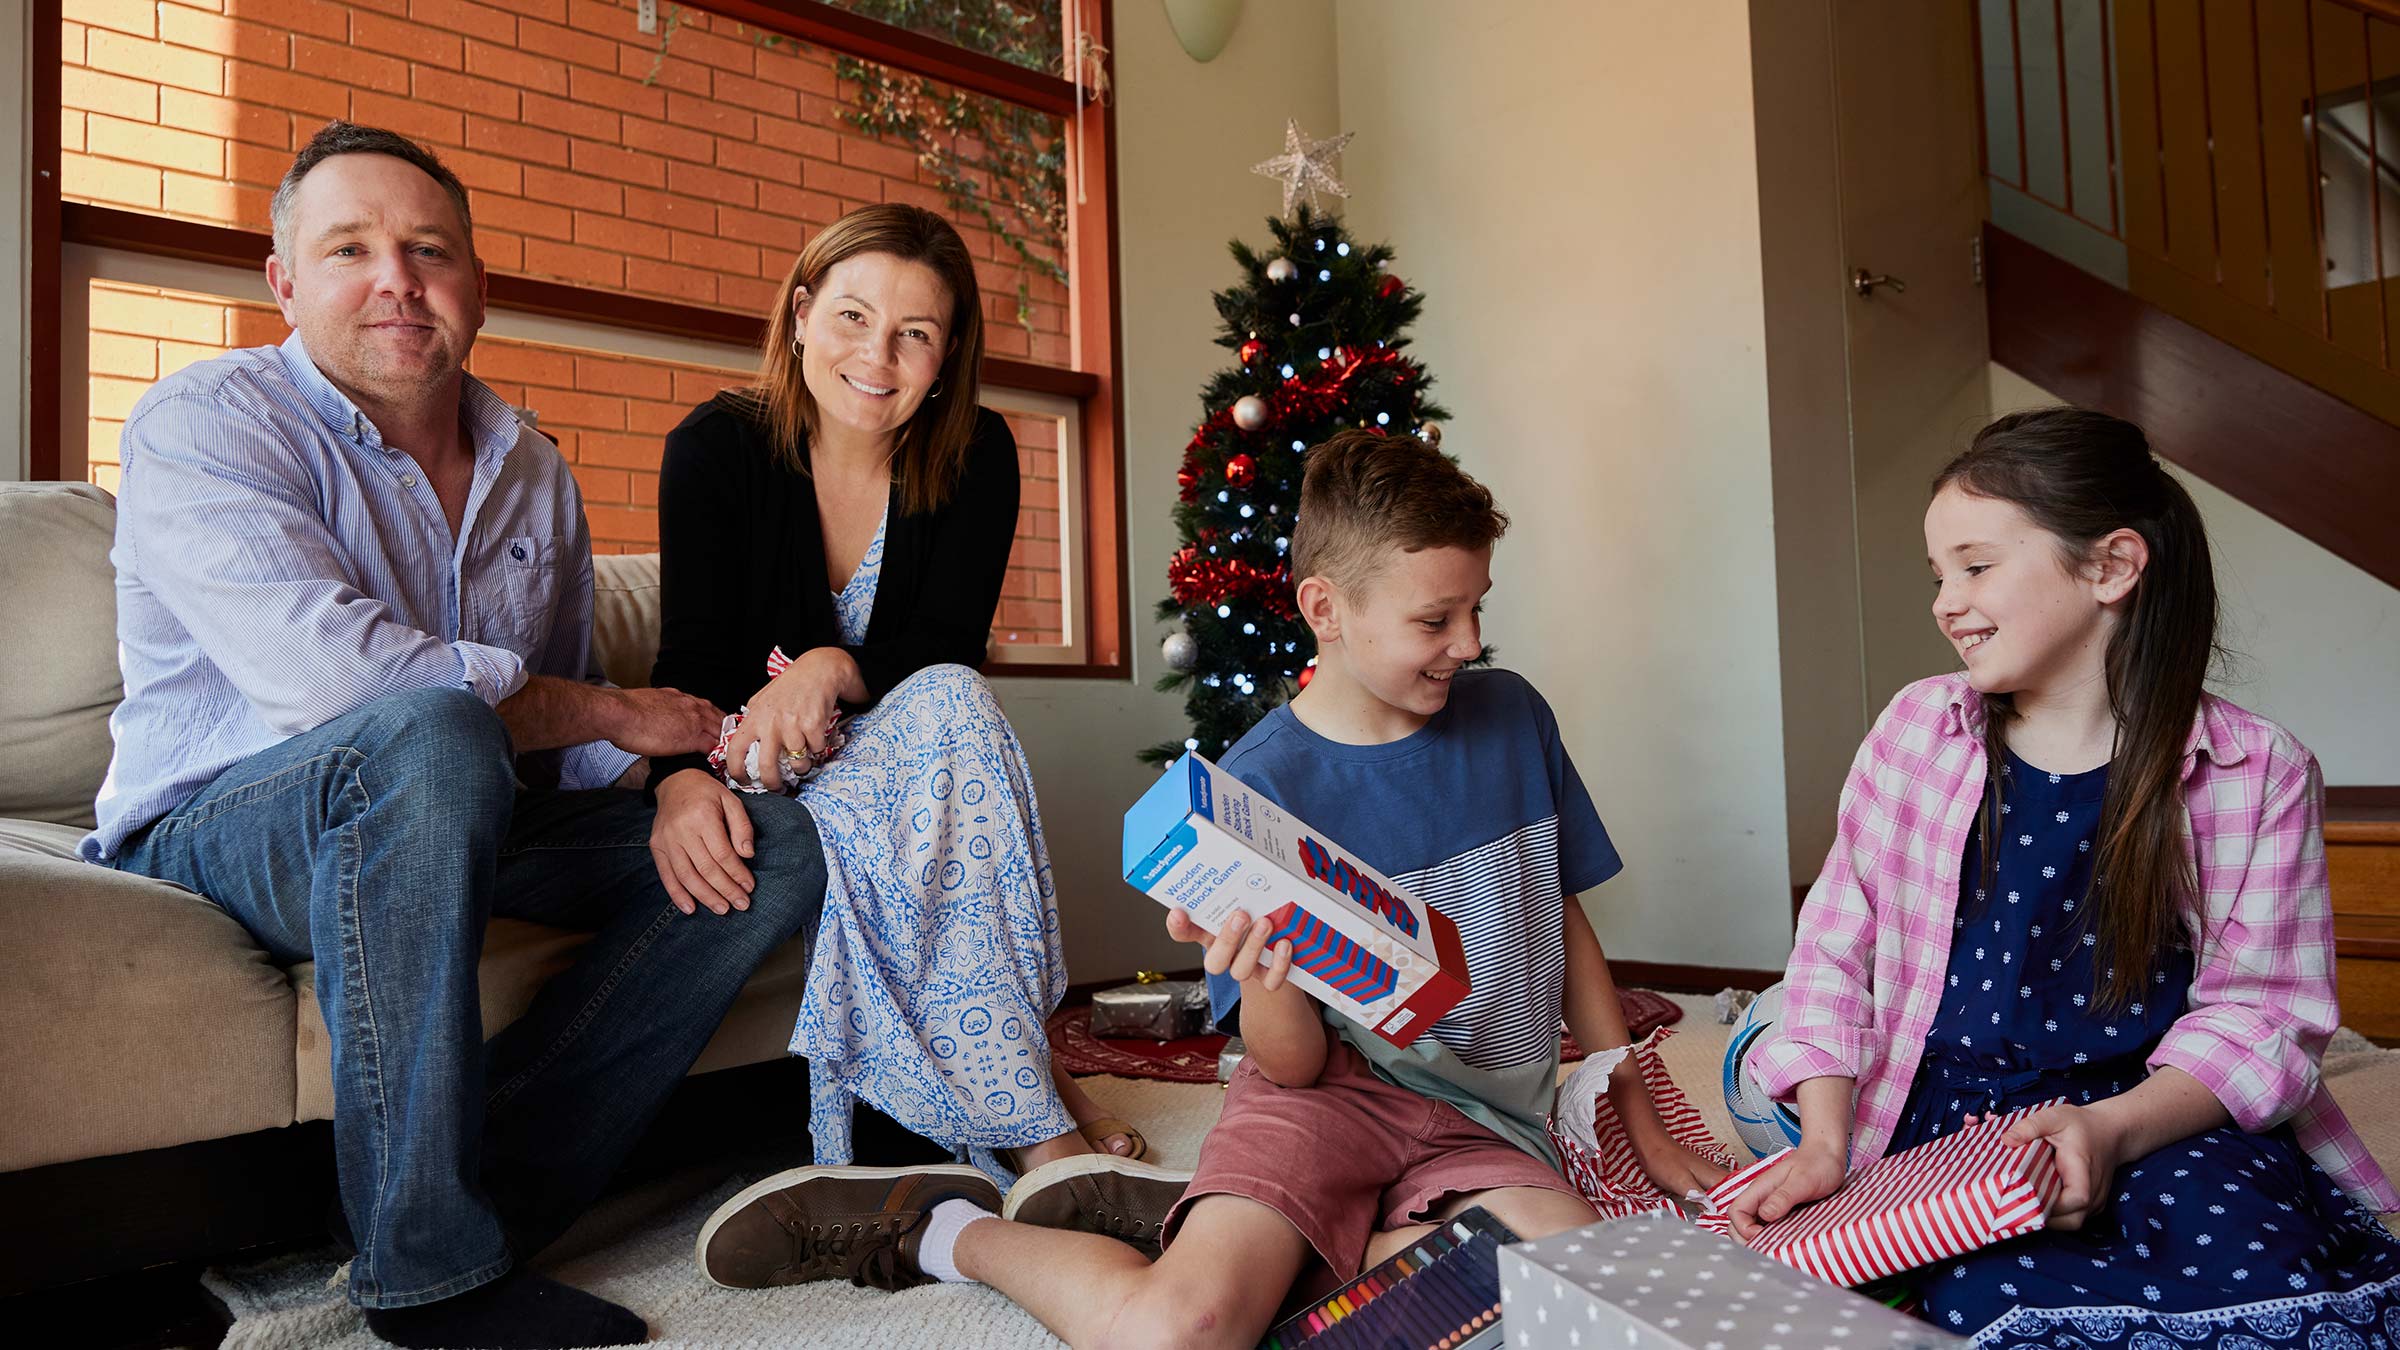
81,333,638,861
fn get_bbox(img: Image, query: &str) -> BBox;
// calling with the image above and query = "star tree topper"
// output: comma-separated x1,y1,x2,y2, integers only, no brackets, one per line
1250,118,1354,216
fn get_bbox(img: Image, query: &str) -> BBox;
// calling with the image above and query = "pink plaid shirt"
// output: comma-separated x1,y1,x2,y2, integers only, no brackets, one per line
1759,672,2398,1211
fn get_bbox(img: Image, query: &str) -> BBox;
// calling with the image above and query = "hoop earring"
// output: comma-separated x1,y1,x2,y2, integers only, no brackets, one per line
789,334,804,360
927,378,945,400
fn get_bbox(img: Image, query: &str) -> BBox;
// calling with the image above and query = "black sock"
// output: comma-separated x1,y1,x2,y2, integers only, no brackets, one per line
362,1270,646,1349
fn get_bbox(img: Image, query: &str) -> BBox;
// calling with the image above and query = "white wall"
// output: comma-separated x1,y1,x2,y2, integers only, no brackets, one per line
1991,364,2400,784
1330,0,1796,969
986,0,1345,982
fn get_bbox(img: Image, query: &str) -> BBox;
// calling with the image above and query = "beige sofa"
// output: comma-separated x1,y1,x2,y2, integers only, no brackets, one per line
0,481,812,1288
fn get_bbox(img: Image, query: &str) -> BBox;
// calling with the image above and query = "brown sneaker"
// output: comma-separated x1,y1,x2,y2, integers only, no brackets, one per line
695,1163,1000,1291
999,1155,1193,1259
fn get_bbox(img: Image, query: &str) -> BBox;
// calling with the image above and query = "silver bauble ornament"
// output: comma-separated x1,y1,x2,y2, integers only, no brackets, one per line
1161,631,1198,671
1232,395,1269,431
1418,421,1443,448
1265,257,1297,283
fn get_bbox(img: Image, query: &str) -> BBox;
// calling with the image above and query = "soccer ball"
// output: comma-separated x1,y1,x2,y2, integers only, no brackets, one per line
1722,981,1804,1159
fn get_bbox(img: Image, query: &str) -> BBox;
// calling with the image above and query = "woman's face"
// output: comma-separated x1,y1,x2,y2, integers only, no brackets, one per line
792,251,954,446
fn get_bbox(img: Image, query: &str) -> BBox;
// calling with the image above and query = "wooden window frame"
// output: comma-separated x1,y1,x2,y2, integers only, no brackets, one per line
30,0,1128,679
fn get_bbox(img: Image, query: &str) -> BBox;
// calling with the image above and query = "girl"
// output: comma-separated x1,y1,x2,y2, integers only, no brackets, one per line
1732,408,2400,1345
647,203,1146,1182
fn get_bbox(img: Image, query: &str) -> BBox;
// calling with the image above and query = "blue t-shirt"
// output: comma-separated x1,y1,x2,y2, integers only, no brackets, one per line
1207,669,1622,1073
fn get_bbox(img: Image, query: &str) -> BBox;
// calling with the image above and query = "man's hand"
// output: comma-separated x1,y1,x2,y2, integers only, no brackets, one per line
1999,1103,2126,1230
1726,1141,1846,1242
1165,907,1293,991
607,686,724,757
649,768,755,916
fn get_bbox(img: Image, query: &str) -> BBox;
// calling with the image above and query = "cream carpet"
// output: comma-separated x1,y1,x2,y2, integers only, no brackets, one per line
204,995,2400,1348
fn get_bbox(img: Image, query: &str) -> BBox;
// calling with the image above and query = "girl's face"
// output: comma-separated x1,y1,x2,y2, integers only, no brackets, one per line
791,251,952,444
1925,484,2132,699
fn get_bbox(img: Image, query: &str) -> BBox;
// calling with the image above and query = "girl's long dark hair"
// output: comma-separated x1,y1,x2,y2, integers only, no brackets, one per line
1935,408,2218,1012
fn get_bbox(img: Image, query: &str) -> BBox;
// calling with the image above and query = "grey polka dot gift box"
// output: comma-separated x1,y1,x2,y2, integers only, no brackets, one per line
1497,1214,1965,1350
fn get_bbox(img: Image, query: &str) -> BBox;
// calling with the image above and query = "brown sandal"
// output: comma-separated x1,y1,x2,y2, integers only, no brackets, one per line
1078,1117,1148,1162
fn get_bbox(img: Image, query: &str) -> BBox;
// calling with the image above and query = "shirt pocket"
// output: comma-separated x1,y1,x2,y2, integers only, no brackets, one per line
497,533,562,658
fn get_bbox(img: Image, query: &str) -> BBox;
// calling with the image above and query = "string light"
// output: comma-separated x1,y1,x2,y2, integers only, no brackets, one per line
1375,412,1390,425
1242,623,1257,635
1337,242,1351,256
1280,364,1295,378
1318,269,1331,281
1239,505,1254,518
1216,604,1232,618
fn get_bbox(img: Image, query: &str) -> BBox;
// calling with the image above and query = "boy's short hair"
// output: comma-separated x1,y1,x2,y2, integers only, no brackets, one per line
1291,429,1510,594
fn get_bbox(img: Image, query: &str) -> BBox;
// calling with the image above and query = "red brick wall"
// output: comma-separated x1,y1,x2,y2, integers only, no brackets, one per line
60,0,1071,364
84,279,1068,644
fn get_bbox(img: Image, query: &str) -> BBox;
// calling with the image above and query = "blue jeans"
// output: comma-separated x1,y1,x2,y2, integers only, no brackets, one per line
112,687,826,1307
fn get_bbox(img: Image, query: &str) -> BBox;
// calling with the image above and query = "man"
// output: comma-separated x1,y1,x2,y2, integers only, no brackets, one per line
82,121,827,1349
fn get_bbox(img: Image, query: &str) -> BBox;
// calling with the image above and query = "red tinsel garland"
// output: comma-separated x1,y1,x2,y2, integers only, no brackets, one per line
1167,545,1297,618
1177,346,1419,501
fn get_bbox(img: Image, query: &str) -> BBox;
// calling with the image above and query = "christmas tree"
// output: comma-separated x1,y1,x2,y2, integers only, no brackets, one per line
1141,201,1448,765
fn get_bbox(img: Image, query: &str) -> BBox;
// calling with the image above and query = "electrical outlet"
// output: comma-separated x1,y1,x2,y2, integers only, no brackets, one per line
637,0,658,35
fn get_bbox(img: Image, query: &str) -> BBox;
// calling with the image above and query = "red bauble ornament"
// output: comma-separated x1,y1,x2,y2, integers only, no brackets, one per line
1225,453,1257,488
1378,274,1405,299
1297,663,1316,690
1239,339,1266,365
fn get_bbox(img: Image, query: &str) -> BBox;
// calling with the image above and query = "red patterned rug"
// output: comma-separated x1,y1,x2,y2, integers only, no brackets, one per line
1049,987,1685,1084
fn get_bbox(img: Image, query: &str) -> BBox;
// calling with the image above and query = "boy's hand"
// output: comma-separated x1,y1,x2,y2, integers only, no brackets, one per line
1725,1141,1846,1242
1165,908,1294,991
1630,1132,1731,1201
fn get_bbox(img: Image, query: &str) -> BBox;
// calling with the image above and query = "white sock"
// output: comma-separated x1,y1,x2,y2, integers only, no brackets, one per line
915,1197,995,1283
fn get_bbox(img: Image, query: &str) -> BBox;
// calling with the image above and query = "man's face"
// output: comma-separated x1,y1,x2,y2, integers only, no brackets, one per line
266,153,485,408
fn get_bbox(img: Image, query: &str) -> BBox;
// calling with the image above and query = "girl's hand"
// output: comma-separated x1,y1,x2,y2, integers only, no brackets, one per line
2001,1103,2126,1230
1165,908,1294,991
724,647,860,791
1726,1141,1846,1242
648,768,755,916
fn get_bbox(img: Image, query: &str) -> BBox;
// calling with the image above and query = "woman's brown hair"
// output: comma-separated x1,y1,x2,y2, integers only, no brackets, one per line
752,203,985,516
1935,407,2220,1013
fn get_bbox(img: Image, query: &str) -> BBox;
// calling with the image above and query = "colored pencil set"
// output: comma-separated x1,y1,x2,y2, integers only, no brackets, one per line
1257,1209,1518,1350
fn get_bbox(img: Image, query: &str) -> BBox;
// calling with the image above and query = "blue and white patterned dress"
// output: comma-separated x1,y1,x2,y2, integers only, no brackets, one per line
1892,748,2400,1346
781,508,1073,1179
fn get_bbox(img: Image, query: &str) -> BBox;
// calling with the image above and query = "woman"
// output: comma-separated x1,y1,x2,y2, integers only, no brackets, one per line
649,203,1139,1180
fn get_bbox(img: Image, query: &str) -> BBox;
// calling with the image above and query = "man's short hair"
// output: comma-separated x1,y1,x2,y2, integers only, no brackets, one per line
1290,429,1510,595
270,121,474,263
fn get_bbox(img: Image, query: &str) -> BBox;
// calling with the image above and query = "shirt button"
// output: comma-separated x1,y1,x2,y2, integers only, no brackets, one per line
511,544,526,561
401,475,418,487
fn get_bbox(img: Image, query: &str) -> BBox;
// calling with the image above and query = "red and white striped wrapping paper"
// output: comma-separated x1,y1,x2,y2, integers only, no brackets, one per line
1706,1100,2065,1287
1547,1028,1742,1224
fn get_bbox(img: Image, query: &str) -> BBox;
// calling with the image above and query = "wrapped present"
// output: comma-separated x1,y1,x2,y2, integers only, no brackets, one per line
1090,972,1211,1040
1217,1036,1246,1084
1123,753,1468,1047
1706,1101,2064,1288
1499,1213,1966,1350
707,646,847,795
1548,1027,1742,1225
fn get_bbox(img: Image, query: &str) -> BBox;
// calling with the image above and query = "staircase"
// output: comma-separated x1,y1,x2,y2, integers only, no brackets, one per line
1976,0,2400,1036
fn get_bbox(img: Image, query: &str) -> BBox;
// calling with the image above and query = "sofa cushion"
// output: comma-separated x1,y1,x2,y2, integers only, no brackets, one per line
0,818,297,1172
0,484,121,828
592,552,661,691
290,912,814,1122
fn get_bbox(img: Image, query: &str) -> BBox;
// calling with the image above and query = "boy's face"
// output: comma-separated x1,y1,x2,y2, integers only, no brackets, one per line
1316,543,1492,721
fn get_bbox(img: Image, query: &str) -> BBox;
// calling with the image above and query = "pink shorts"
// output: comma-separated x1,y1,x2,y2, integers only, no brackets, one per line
1161,1029,1580,1287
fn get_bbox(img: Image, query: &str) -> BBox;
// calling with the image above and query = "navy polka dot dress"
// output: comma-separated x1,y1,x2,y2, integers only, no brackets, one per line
1889,749,2400,1346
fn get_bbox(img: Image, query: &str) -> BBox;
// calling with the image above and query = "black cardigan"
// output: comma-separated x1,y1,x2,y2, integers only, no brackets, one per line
648,394,1021,784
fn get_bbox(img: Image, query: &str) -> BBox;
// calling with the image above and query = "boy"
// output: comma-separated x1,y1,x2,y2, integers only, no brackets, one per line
698,431,1724,1346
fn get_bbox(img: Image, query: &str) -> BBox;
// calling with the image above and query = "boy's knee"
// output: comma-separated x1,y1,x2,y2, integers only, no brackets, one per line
1474,1186,1599,1242
1102,1280,1257,1350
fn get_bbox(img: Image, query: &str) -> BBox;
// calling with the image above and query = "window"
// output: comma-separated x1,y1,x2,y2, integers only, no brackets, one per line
37,0,1122,673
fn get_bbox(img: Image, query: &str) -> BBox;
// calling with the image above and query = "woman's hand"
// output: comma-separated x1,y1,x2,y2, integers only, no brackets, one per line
1726,1140,1846,1242
724,647,863,791
649,768,755,916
